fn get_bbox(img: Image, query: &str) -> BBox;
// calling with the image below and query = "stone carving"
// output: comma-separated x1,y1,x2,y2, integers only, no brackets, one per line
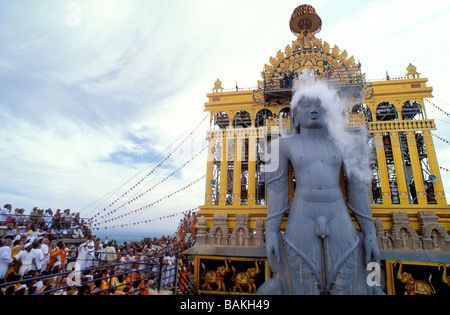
195,215,208,245
389,212,419,250
195,214,265,248
253,218,265,248
230,213,250,247
208,213,229,246
418,211,450,251
374,211,449,251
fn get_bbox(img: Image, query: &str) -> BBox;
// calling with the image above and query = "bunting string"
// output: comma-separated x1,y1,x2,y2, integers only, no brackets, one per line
425,99,450,118
432,133,450,146
91,113,209,221
440,166,450,173
93,174,206,227
92,207,200,231
93,145,208,223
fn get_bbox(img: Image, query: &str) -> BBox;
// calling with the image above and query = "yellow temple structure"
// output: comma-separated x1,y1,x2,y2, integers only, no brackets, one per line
185,4,450,295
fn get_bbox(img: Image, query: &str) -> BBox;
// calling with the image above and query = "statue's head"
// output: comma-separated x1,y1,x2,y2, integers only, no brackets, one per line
289,71,338,133
292,96,326,130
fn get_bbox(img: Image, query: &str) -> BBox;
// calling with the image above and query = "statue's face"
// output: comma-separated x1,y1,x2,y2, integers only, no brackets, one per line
296,96,325,129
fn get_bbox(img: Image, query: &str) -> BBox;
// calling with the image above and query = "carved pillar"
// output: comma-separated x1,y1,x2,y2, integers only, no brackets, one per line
405,131,427,204
374,133,392,204
205,134,216,206
219,130,228,205
248,129,257,205
196,216,208,245
253,218,265,248
422,130,447,204
389,132,409,204
233,129,243,206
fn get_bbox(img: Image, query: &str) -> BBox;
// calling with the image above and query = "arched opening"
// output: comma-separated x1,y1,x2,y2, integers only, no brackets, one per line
213,112,229,130
402,100,424,120
233,110,251,128
278,107,291,118
277,107,292,134
376,102,398,121
255,109,273,127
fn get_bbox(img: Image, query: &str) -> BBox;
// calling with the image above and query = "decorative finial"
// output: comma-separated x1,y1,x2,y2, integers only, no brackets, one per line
212,78,223,93
406,63,420,78
289,4,322,36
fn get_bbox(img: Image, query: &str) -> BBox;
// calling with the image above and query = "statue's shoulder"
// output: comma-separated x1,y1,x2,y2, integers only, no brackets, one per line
269,135,298,158
278,135,299,149
273,135,298,145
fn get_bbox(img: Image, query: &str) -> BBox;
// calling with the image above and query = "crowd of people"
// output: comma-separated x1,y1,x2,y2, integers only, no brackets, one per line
0,203,194,295
0,204,90,241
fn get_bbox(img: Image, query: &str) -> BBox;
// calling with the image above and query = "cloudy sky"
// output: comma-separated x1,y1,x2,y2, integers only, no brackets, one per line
1,0,450,238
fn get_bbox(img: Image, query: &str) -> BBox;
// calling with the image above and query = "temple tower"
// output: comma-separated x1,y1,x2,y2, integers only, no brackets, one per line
186,4,450,295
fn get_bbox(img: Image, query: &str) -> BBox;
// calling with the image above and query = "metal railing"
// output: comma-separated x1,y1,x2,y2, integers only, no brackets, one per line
0,249,179,295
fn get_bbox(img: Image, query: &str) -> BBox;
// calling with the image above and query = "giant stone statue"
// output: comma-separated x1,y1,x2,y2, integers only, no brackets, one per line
257,73,382,295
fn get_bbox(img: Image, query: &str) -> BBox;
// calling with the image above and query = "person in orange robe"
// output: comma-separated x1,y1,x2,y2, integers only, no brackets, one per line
49,241,67,272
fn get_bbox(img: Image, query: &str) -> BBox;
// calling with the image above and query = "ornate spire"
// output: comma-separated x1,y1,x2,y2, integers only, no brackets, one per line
406,63,420,78
212,78,223,93
289,4,322,36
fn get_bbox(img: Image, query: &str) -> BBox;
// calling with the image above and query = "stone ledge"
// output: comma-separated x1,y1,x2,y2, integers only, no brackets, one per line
182,245,266,258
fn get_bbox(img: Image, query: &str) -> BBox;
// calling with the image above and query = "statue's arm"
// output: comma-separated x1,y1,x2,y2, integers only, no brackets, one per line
265,139,290,271
265,139,290,233
345,172,381,265
345,176,374,232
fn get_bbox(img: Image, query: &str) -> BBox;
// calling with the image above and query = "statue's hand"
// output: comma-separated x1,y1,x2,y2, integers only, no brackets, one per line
363,229,381,266
266,231,281,273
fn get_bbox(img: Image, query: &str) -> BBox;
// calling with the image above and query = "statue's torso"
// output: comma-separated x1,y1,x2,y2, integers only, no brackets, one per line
285,133,344,204
281,133,357,241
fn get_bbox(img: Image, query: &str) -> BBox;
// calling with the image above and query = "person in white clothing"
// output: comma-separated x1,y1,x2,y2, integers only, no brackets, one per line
0,238,13,279
40,238,50,272
76,241,90,270
167,254,176,287
84,239,96,269
43,209,53,228
72,227,83,239
0,204,12,226
76,239,95,270
32,242,45,272
104,242,117,263
33,279,45,292
14,242,36,276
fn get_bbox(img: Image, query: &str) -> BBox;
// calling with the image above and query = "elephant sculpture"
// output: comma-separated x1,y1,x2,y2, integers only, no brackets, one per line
201,258,230,291
438,264,450,286
231,259,261,293
394,261,436,295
